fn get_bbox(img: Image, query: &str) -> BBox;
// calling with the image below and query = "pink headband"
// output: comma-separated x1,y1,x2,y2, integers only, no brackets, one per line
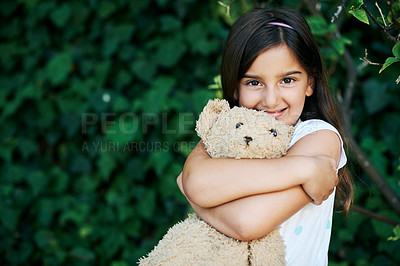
267,22,294,30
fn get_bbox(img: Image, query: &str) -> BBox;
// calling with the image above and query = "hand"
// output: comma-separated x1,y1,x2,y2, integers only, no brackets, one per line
302,155,338,205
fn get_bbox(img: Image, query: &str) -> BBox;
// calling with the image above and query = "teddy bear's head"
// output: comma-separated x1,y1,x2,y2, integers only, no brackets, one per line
196,99,295,159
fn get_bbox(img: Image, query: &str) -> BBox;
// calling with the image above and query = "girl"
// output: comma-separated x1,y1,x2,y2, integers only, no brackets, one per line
178,7,353,265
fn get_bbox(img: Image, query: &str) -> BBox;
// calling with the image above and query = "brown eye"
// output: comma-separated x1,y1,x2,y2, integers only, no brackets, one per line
270,129,277,137
236,122,243,129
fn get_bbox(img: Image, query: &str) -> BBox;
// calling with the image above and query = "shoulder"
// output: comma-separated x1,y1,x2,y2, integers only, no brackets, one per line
289,119,347,170
290,119,341,147
294,119,339,137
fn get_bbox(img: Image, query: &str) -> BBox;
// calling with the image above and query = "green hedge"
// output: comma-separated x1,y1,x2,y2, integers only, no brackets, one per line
1,0,399,265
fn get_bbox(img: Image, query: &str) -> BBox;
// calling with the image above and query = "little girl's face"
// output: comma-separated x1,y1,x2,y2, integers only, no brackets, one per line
237,44,314,126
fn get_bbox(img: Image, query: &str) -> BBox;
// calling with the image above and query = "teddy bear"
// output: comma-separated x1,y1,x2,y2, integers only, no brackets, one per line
138,98,295,265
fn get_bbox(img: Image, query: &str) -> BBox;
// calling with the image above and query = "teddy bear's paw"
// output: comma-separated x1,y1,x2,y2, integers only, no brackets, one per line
138,213,249,265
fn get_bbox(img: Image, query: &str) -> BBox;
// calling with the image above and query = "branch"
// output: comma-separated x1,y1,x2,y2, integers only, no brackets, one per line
331,0,348,23
341,49,357,127
217,0,236,19
328,0,400,217
387,1,398,27
359,48,382,66
351,205,400,226
361,3,397,43
349,139,400,216
375,2,387,27
340,48,400,217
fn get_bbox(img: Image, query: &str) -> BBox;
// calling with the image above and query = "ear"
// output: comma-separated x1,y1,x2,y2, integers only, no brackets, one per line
306,76,314,97
195,99,230,139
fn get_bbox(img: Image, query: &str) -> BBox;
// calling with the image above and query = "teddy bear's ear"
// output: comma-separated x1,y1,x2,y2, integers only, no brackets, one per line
195,99,230,139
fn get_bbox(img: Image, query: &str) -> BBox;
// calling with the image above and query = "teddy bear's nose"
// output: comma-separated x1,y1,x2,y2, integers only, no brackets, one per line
244,136,253,145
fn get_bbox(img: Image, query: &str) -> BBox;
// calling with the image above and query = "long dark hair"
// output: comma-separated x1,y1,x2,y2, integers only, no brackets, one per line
221,8,353,214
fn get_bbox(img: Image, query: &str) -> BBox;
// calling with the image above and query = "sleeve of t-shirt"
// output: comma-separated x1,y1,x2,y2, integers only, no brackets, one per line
289,119,347,171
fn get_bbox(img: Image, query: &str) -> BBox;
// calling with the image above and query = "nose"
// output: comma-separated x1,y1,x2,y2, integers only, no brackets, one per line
244,136,253,145
261,86,279,108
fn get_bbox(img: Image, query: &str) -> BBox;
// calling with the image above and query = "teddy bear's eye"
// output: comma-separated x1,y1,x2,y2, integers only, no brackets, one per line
269,129,277,137
236,122,243,129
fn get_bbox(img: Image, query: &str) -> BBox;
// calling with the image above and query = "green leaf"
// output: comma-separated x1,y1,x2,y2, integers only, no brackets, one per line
0,205,21,231
147,150,173,177
111,261,129,266
93,60,112,88
59,204,90,226
306,16,336,36
131,59,158,83
49,167,69,193
37,198,57,226
123,219,141,238
34,230,56,249
115,69,132,90
103,23,135,57
191,89,215,113
391,41,400,58
61,112,81,138
125,158,145,181
0,1,19,17
361,137,388,175
49,4,71,28
388,225,400,241
362,79,391,114
349,4,370,25
69,155,92,174
45,51,73,85
379,57,400,73
101,231,126,259
111,95,130,113
70,247,96,262
156,36,187,67
27,171,48,196
105,114,141,145
387,1,400,24
17,138,38,160
331,37,352,55
159,15,182,32
136,189,156,220
97,152,116,180
372,219,393,240
380,113,400,157
141,76,176,113
98,1,117,19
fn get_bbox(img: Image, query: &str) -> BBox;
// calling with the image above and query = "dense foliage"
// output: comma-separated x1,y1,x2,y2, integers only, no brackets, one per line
0,0,399,265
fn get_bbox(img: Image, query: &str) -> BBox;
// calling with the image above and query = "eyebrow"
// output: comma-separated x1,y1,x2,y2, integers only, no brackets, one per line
242,71,303,79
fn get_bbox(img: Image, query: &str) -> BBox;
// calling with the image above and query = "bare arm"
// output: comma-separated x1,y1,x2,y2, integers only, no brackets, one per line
178,129,341,240
178,174,309,241
182,130,339,208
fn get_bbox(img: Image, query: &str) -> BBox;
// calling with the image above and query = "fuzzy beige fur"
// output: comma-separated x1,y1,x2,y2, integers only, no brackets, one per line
138,99,294,265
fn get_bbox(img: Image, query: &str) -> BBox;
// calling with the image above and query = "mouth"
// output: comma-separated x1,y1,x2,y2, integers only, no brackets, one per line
264,108,287,118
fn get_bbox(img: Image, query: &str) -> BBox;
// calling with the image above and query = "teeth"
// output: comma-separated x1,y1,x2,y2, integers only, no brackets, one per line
269,109,285,113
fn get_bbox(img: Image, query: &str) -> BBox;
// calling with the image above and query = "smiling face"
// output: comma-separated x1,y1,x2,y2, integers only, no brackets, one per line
237,45,314,126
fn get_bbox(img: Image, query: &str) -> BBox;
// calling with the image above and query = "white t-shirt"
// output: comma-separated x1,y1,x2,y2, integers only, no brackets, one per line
280,119,347,266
